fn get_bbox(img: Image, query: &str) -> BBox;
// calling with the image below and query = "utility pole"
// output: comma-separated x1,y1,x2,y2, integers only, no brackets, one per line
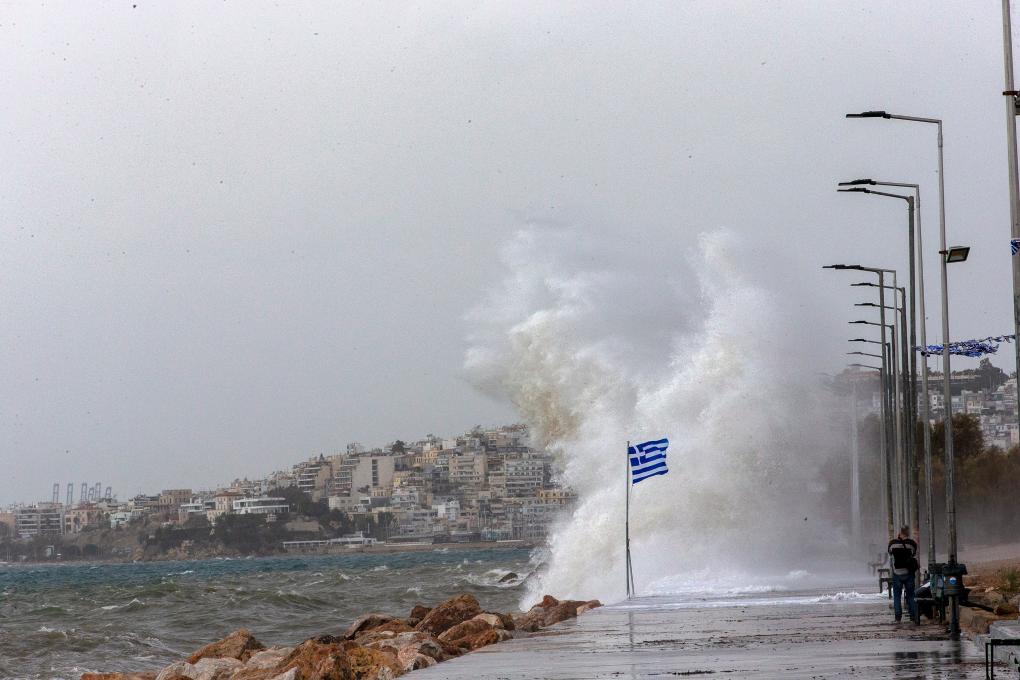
1002,0,1020,436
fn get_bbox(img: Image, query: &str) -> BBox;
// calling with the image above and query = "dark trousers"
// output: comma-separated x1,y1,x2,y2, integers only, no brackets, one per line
892,572,917,622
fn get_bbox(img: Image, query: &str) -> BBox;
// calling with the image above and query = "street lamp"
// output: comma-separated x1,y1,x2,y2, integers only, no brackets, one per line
848,108,967,637
830,262,898,540
839,182,923,544
857,296,912,527
851,318,904,530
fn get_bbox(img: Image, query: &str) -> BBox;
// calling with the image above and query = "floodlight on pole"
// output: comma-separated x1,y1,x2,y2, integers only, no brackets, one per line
943,246,970,263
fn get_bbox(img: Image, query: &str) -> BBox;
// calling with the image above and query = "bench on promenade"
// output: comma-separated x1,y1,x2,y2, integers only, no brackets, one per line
985,638,1020,679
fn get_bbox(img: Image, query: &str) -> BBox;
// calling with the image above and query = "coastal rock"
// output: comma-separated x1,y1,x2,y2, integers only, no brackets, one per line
513,595,600,631
437,618,493,646
156,663,195,680
242,648,295,672
498,572,519,583
266,670,298,680
398,653,436,671
343,614,395,640
266,637,354,680
81,674,157,680
186,629,265,664
462,627,512,650
414,594,481,636
345,645,401,680
190,657,243,680
406,605,430,626
994,602,1018,616
362,630,447,664
472,612,514,630
365,620,414,636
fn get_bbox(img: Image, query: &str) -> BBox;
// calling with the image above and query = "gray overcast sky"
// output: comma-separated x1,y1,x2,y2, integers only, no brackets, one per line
1,1,1015,504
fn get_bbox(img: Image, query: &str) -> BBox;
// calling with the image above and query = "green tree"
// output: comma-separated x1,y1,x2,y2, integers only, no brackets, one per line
976,358,1008,390
932,413,984,461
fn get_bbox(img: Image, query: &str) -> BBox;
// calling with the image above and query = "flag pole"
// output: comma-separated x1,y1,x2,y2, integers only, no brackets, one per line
625,440,632,599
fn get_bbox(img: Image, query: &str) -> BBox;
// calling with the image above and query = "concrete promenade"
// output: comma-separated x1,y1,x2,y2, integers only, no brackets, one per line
414,588,991,679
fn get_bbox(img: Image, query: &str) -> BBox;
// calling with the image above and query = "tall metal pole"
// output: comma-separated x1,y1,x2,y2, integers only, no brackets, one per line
625,440,631,598
888,276,905,529
878,273,895,538
912,192,937,570
1002,0,1020,435
850,380,861,552
935,121,961,639
898,287,914,534
904,200,920,541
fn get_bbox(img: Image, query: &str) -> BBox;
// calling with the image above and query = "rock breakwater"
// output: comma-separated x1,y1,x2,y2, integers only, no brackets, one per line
79,593,601,680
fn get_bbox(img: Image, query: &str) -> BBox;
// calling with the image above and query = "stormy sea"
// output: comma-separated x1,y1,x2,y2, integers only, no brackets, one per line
0,548,536,680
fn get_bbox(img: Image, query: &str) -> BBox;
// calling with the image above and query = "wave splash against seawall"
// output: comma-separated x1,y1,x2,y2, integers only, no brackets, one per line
465,225,839,606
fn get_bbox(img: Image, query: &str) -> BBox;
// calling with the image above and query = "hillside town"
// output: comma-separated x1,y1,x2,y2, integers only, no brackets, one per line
0,424,577,557
845,361,1020,449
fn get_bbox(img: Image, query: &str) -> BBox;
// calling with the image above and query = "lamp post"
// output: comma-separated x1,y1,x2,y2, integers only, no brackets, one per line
856,292,912,531
839,182,924,546
827,264,898,539
852,318,901,530
1000,0,1020,440
847,110,968,637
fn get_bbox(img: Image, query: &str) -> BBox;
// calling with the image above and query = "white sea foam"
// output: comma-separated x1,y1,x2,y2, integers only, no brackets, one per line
371,565,389,572
465,225,839,607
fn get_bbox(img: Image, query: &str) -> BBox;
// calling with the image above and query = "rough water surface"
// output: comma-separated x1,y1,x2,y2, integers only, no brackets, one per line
0,548,534,680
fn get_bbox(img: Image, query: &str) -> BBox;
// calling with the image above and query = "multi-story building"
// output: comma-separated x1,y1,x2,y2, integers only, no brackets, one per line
65,505,106,534
158,489,193,512
14,503,65,538
232,497,290,516
294,456,333,500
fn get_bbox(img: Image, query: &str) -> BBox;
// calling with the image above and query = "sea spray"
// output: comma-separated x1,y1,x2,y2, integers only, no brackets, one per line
465,225,843,607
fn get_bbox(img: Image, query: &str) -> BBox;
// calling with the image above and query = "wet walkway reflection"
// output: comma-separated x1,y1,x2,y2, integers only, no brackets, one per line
413,587,989,679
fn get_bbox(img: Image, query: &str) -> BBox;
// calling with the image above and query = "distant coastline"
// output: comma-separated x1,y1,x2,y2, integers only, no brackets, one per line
1,538,536,565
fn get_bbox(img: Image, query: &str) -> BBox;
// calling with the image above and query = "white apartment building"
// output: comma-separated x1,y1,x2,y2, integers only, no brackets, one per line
232,497,290,515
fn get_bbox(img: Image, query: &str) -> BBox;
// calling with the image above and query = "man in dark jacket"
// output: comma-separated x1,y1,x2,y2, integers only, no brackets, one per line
888,526,919,624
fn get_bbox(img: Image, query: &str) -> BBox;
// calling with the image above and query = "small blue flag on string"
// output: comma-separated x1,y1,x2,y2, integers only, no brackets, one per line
628,438,669,484
1011,238,1020,256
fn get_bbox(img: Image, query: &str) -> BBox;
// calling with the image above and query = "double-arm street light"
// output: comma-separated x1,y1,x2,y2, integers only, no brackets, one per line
847,109,969,638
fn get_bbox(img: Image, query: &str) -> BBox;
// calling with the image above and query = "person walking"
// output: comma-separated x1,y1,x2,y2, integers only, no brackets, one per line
888,525,920,624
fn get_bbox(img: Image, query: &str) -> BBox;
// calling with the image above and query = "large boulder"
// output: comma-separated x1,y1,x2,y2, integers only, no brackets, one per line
415,594,481,636
437,618,493,646
514,595,602,632
186,629,266,664
191,658,243,680
407,604,431,625
342,614,395,640
461,628,512,650
345,646,401,680
241,648,295,673
155,663,194,680
473,612,514,630
265,636,355,680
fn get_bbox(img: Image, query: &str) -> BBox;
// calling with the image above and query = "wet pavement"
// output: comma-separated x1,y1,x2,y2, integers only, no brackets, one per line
413,587,991,679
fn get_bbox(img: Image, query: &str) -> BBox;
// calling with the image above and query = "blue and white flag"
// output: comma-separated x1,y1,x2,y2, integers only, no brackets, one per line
628,438,669,484
1012,238,1020,256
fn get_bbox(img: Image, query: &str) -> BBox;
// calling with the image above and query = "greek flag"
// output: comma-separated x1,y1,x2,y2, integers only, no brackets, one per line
1012,238,1020,256
628,438,669,484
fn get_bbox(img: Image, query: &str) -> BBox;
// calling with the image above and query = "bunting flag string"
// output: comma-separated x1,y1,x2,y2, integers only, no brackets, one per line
916,334,1016,357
